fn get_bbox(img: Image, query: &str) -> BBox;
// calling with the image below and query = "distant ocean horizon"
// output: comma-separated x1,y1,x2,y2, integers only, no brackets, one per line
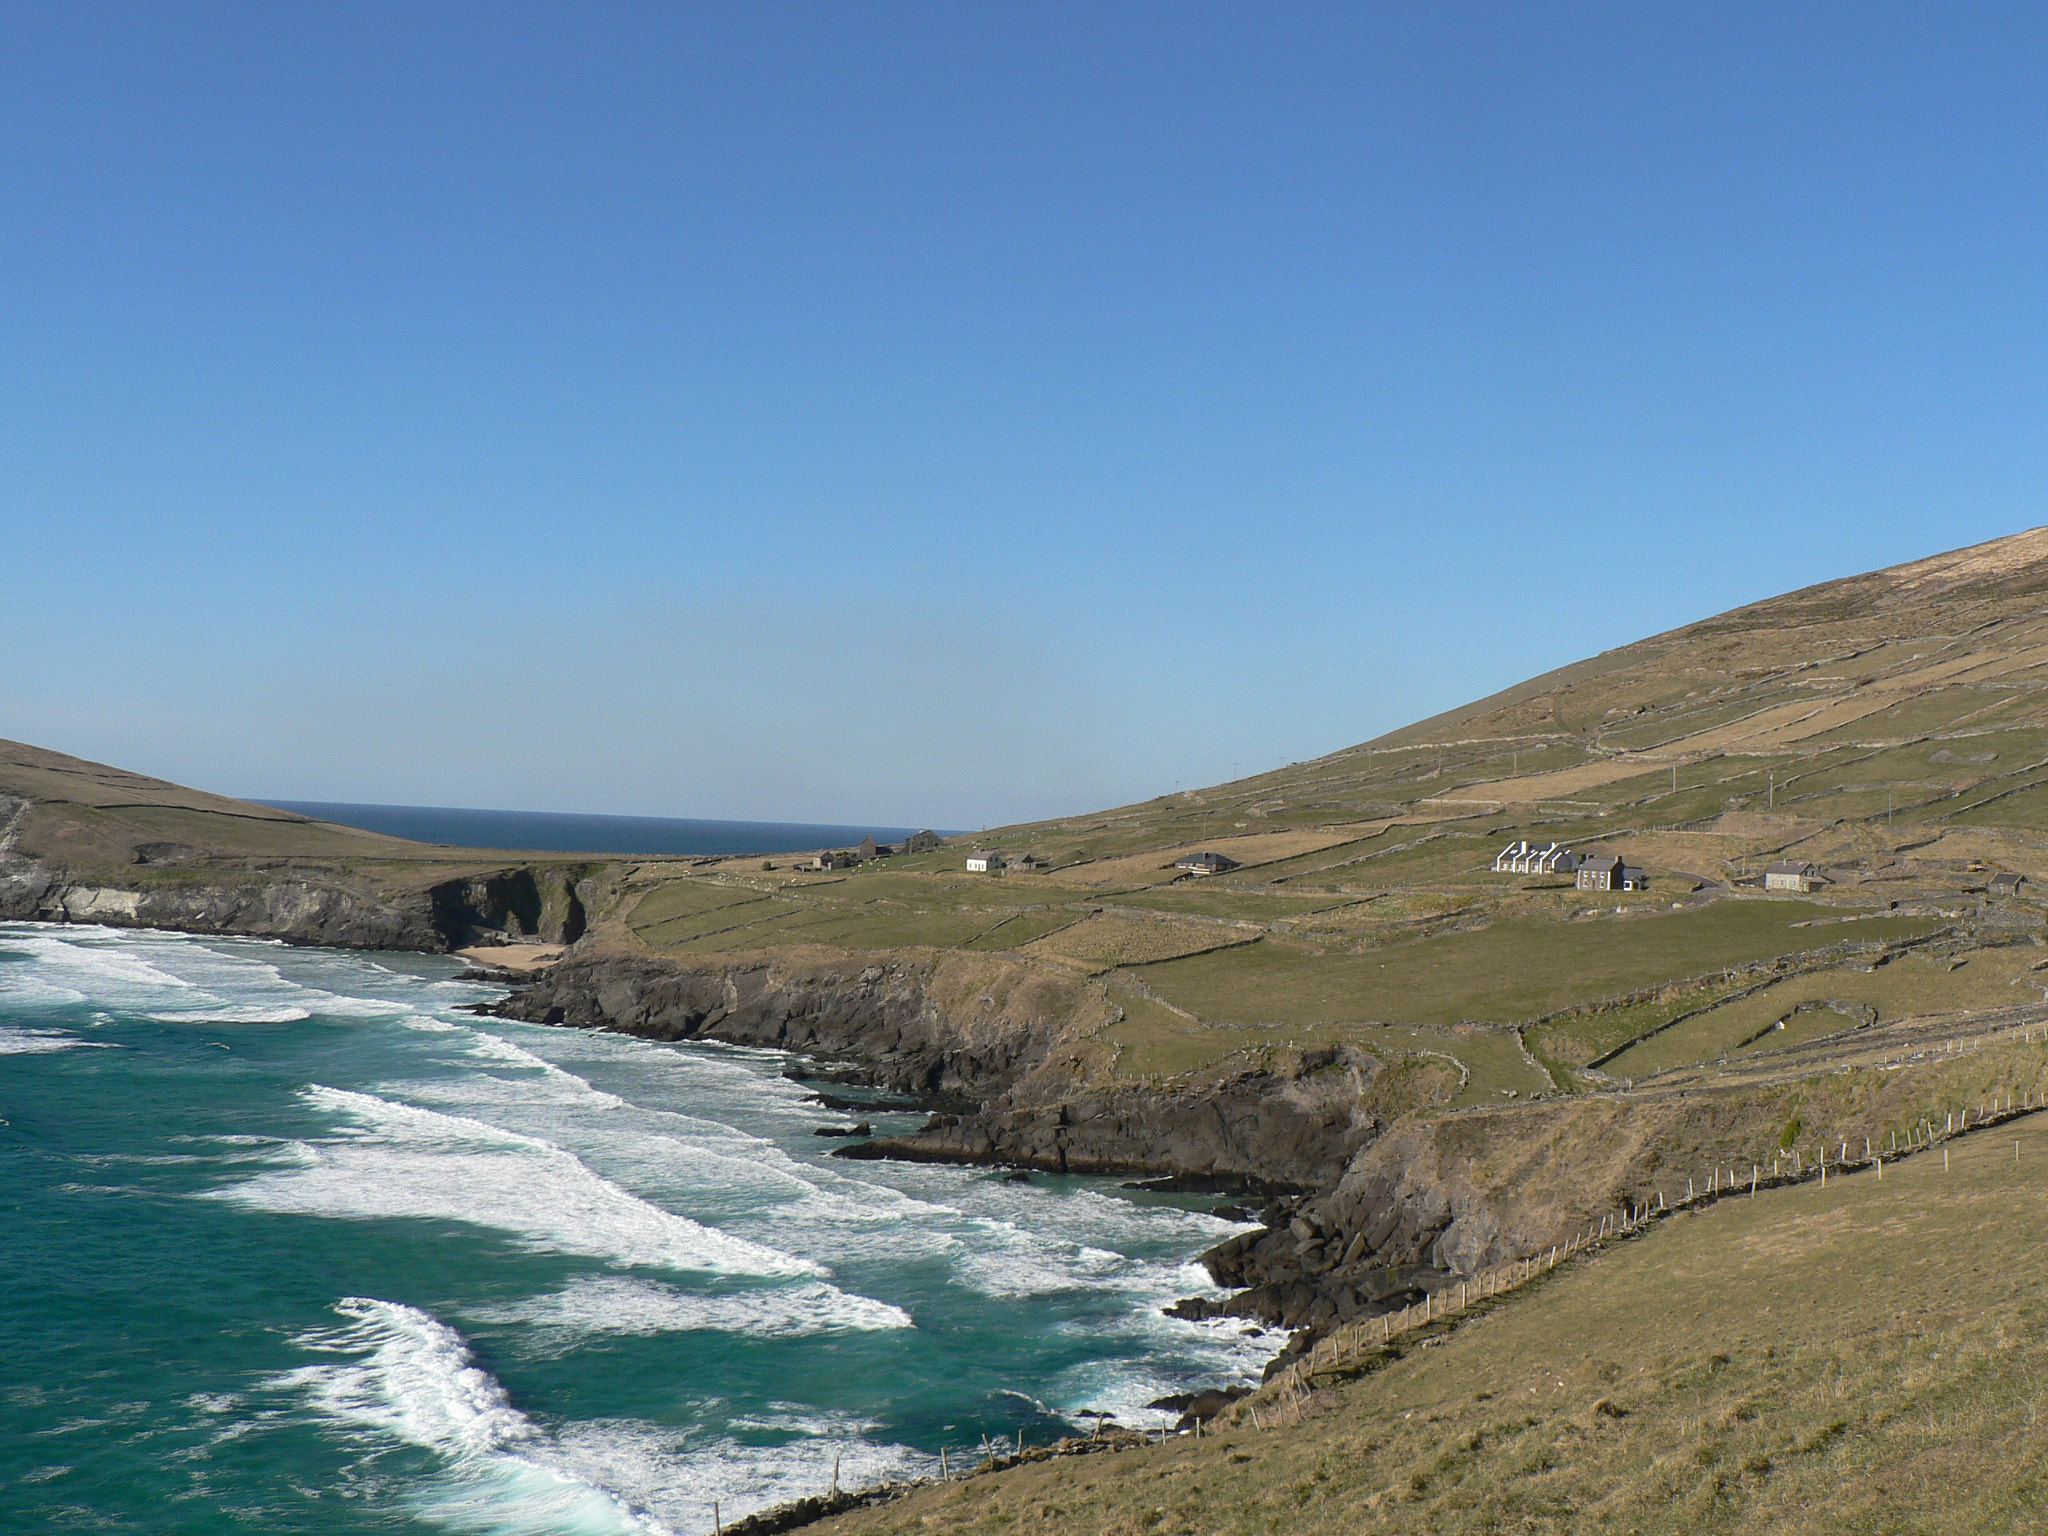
259,800,950,857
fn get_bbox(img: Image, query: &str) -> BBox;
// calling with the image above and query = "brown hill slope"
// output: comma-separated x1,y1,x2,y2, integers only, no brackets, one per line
0,739,609,950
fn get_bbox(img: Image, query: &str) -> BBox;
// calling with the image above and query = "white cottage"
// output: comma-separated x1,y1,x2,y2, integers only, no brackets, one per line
1493,839,1579,875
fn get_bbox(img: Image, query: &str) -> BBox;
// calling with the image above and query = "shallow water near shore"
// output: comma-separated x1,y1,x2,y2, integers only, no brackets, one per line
0,923,1265,1534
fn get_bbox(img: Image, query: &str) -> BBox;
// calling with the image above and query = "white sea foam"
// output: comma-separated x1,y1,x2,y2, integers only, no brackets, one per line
545,1416,925,1532
145,1005,314,1024
276,1298,675,1535
0,1025,113,1053
466,1275,912,1351
276,1299,927,1532
0,927,197,997
209,1086,823,1278
0,923,436,1027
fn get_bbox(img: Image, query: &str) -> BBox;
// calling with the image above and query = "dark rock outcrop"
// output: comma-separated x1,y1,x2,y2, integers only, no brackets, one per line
833,1068,1371,1190
490,953,1071,1099
0,860,445,950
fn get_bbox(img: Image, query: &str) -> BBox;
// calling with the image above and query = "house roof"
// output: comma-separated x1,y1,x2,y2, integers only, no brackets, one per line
1765,859,1819,876
1580,854,1621,872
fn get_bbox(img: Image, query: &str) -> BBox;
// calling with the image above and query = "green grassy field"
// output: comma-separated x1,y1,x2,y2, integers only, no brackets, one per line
1135,904,1938,1029
815,1108,2048,1536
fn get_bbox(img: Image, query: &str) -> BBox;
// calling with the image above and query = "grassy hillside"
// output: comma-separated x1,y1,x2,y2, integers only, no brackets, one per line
565,526,2048,1108
0,738,640,944
813,1102,2048,1536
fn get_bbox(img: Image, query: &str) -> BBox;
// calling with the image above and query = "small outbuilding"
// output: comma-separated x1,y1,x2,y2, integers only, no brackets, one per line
1764,859,1823,894
1577,855,1646,892
1174,851,1241,876
808,849,859,871
858,836,892,860
965,851,1005,873
1011,852,1043,872
1989,871,2027,897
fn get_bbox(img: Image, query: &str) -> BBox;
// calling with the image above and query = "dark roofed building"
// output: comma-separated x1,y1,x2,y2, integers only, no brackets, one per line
902,830,944,855
1174,851,1241,876
1577,854,1646,892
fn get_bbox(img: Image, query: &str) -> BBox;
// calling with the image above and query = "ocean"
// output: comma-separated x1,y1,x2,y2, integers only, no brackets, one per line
256,803,948,858
0,923,1263,1534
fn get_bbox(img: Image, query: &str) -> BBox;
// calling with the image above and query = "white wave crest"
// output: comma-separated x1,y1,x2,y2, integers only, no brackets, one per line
0,1025,114,1054
208,1086,823,1279
466,1275,911,1351
276,1298,675,1535
146,1005,314,1024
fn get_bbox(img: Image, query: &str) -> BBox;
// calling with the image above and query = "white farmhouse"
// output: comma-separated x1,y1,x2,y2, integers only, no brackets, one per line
1764,859,1822,893
1577,854,1646,892
965,851,1005,873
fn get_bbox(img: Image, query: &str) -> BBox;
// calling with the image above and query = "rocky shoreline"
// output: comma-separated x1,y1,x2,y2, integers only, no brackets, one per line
486,950,1495,1385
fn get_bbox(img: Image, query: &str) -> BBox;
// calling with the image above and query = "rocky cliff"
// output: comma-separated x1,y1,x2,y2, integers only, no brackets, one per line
0,783,597,952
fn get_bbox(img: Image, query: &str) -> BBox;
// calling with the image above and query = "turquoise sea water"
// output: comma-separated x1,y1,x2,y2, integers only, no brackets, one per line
0,923,1264,1534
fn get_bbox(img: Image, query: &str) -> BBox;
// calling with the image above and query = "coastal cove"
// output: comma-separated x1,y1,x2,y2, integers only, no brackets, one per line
0,923,1264,1535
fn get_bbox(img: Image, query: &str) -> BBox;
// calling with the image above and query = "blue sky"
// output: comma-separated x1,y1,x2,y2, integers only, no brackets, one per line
5,4,2046,827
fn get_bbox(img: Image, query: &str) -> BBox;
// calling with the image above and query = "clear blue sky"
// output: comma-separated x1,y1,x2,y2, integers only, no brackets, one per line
5,4,2045,827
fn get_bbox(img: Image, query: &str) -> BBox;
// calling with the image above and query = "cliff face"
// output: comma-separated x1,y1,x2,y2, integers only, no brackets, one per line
491,951,1080,1099
0,857,446,950
843,1067,1373,1191
0,787,596,952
